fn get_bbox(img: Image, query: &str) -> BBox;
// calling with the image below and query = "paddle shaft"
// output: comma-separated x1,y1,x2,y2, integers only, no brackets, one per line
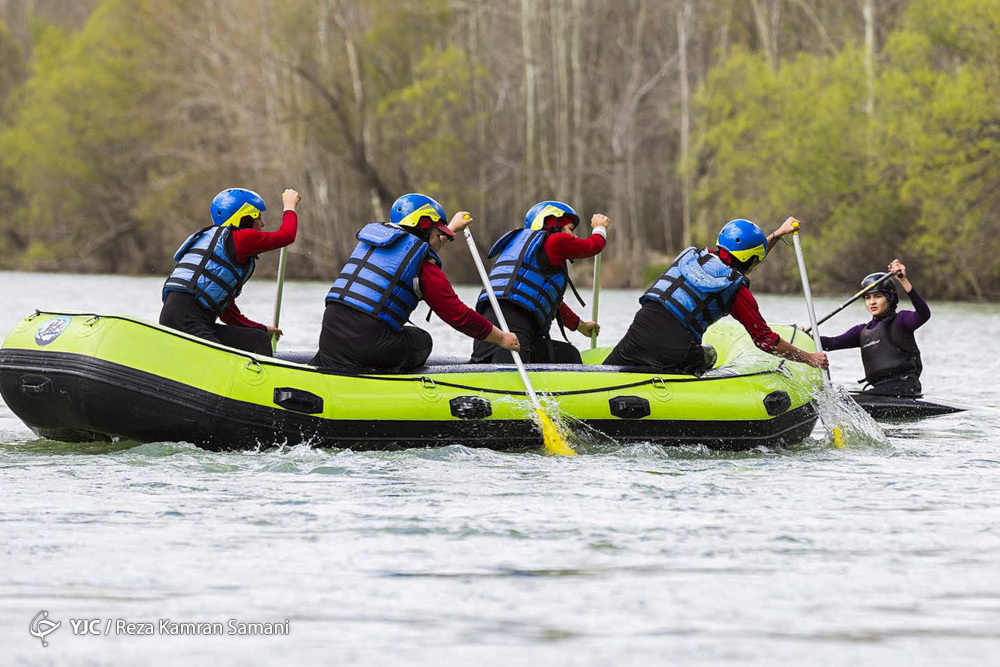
804,270,898,334
463,229,543,409
590,254,602,349
791,230,831,383
270,245,289,350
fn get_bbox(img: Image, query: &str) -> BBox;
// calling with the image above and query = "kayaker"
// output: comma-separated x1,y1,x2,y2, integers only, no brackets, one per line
470,201,608,364
604,217,829,373
160,187,300,355
820,259,927,396
312,193,520,372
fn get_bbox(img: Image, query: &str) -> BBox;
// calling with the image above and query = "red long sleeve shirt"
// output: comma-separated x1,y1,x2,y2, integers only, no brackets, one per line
728,287,780,352
543,231,607,331
419,261,494,339
417,230,607,338
218,211,299,329
233,211,298,261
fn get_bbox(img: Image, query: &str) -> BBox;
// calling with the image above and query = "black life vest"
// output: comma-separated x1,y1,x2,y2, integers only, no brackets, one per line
859,311,922,385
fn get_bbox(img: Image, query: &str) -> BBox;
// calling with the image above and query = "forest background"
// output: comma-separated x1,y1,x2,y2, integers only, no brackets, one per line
0,0,998,299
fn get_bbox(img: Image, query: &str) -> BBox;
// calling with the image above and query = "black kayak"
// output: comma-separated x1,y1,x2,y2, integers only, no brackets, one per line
849,392,967,420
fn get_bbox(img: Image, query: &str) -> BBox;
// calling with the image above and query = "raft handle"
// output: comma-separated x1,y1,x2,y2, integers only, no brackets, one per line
245,359,263,374
273,387,324,415
609,396,651,419
450,396,492,420
20,375,53,397
763,390,791,416
83,315,101,327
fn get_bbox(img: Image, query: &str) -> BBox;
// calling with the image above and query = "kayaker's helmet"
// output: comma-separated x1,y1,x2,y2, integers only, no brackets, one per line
524,201,580,232
861,272,898,307
717,219,768,271
390,193,453,240
211,188,267,228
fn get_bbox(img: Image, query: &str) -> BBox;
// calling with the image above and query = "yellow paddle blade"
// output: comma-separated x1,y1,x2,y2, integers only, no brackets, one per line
832,426,845,449
537,409,575,456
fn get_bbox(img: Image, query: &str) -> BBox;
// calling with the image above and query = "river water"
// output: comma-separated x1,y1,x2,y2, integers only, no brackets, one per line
2,271,999,666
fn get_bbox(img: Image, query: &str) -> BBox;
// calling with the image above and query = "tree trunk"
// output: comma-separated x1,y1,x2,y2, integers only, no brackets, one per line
570,0,584,206
678,0,692,247
863,0,875,115
521,0,537,198
553,0,571,197
749,0,782,71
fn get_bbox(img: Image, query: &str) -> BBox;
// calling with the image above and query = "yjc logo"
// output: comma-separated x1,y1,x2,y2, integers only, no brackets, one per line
29,610,61,647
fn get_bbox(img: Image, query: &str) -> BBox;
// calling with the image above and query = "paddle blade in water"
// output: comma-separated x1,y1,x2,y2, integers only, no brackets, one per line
832,426,845,449
537,410,575,456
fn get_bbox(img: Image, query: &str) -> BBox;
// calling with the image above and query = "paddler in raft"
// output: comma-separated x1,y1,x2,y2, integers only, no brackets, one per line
820,259,927,397
604,217,829,373
470,201,609,364
160,187,300,356
311,193,521,372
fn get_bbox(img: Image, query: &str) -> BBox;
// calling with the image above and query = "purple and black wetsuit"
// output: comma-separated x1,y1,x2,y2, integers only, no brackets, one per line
821,287,930,396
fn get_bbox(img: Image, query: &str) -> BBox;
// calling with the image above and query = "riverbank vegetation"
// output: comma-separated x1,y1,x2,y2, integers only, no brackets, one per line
0,0,997,298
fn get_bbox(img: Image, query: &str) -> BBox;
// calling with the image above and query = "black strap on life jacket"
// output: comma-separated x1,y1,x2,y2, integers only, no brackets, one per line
373,240,426,318
170,227,248,309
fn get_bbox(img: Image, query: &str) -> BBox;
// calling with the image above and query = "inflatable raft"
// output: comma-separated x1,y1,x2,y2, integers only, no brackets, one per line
0,311,822,451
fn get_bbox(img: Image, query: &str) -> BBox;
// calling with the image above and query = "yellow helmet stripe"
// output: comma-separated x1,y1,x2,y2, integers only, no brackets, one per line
220,202,262,227
728,243,766,264
396,203,443,228
528,204,568,230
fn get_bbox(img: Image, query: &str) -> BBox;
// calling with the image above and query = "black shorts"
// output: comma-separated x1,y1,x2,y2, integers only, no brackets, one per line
160,291,273,356
311,301,432,372
602,301,707,373
471,302,581,364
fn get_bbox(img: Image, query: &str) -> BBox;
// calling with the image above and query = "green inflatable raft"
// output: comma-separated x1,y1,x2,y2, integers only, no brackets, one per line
0,311,822,451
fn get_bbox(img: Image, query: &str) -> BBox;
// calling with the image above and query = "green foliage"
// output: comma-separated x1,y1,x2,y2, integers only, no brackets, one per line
690,0,1000,298
0,19,28,258
0,0,161,271
2,0,1000,301
377,46,487,209
691,46,886,291
877,0,1000,297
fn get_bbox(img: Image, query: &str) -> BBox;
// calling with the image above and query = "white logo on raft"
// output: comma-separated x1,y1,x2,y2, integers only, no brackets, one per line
34,316,72,346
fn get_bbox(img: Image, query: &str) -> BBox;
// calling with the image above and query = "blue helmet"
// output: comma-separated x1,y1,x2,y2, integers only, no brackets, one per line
524,201,580,231
211,188,267,227
390,193,447,229
717,219,767,268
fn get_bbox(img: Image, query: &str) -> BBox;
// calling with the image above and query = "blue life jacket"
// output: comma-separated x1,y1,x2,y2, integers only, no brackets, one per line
162,226,255,314
640,247,747,342
477,229,569,329
326,223,441,332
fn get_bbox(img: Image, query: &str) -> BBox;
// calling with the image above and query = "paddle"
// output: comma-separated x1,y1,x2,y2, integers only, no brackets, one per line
270,245,289,351
790,221,845,448
804,270,900,334
463,226,576,456
590,254,602,349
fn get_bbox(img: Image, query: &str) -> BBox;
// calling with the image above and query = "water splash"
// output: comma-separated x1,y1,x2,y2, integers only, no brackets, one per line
809,383,889,450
